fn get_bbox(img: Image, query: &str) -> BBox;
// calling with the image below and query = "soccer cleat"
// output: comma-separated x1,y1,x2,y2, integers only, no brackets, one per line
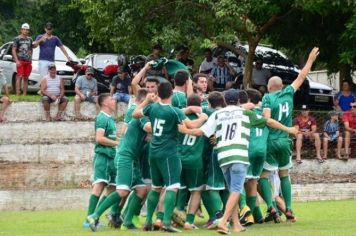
132,215,142,228
285,209,297,223
207,219,220,230
240,213,254,227
239,205,251,221
264,207,281,223
172,209,186,227
162,224,182,233
215,210,223,219
183,222,199,230
143,223,153,231
86,214,99,232
120,224,137,231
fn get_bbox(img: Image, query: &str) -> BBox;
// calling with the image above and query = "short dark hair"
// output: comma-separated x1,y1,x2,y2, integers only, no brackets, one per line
238,90,248,104
136,88,148,102
174,70,189,86
217,55,225,60
146,77,160,85
45,22,53,29
153,44,162,50
208,91,226,108
245,88,262,105
158,82,173,99
187,94,201,106
204,48,212,53
192,73,208,84
97,93,111,107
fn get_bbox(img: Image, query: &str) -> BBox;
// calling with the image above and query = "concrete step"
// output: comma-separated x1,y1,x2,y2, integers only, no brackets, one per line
2,183,356,211
0,143,93,163
2,101,128,122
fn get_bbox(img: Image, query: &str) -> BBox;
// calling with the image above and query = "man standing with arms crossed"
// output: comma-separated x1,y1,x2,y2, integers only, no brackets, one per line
259,47,320,222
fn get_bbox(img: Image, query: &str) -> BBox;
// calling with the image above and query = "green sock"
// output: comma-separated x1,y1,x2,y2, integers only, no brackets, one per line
163,190,177,225
124,193,143,226
95,191,121,218
201,191,214,219
280,176,292,209
123,192,135,217
87,194,99,216
220,190,229,212
209,191,223,215
258,178,273,208
156,211,164,221
246,196,257,213
253,206,263,223
97,195,107,208
239,189,246,208
145,191,160,224
186,213,195,224
110,203,122,216
176,188,188,211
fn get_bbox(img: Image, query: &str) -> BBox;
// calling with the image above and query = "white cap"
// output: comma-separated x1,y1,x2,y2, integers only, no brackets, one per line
21,23,30,29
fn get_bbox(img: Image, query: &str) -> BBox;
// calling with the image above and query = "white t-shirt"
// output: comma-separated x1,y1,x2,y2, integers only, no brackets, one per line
252,67,271,85
199,57,217,73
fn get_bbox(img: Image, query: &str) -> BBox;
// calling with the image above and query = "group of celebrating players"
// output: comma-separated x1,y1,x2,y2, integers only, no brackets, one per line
83,47,320,234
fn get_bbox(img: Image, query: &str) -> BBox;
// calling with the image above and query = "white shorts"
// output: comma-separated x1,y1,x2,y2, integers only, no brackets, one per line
39,60,54,78
268,170,281,199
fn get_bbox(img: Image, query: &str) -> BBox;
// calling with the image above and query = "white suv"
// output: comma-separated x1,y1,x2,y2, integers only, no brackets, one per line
0,42,79,93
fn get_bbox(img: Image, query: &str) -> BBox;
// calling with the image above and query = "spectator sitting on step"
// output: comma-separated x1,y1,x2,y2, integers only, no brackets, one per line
110,66,131,104
293,105,323,164
40,63,68,121
0,67,11,122
323,111,343,160
74,67,98,120
343,101,356,159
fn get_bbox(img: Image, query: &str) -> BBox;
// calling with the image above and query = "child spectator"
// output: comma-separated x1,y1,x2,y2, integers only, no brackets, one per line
0,67,11,122
323,111,343,160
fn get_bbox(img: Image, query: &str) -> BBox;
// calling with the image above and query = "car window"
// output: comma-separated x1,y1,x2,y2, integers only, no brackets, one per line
94,54,118,70
254,50,294,68
0,43,12,59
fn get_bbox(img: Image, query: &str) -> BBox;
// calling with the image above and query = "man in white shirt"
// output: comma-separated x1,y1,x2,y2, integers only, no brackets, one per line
199,49,217,74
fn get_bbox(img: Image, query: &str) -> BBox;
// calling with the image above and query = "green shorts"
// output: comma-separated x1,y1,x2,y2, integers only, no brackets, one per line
246,149,266,179
140,144,151,184
92,153,116,186
180,168,204,191
149,157,181,190
206,151,225,190
264,138,293,171
115,155,145,190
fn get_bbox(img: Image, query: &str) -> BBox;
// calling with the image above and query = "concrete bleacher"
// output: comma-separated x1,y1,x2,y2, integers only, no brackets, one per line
0,102,355,210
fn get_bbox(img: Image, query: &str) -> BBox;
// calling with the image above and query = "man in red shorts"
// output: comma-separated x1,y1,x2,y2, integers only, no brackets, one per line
343,101,356,158
12,23,33,96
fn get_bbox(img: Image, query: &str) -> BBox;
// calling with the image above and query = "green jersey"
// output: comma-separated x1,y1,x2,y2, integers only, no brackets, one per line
143,102,186,159
118,117,150,159
262,85,295,139
177,114,205,169
249,107,269,156
172,91,187,109
94,111,117,159
201,93,209,109
201,106,267,167
124,103,137,124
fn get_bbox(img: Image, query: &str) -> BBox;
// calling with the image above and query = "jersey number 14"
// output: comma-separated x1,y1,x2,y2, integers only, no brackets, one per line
278,102,289,121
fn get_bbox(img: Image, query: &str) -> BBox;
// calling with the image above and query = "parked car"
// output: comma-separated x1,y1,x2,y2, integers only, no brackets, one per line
0,42,79,93
213,44,334,110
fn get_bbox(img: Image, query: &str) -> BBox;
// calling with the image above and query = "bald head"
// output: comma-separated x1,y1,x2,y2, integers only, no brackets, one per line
267,76,283,92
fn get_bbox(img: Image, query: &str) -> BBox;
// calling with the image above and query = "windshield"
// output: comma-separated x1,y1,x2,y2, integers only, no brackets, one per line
94,54,118,69
254,49,294,68
32,45,78,62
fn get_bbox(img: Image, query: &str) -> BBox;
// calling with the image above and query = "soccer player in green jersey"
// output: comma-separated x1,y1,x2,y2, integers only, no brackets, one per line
192,73,209,109
172,70,193,109
259,47,319,222
84,93,119,229
133,82,208,232
179,89,297,234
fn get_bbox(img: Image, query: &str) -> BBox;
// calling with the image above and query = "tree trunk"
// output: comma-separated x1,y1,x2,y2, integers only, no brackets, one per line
339,63,355,90
243,40,257,88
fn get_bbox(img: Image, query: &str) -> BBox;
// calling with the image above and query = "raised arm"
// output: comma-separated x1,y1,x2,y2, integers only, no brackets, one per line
132,93,156,118
291,47,319,91
132,62,151,95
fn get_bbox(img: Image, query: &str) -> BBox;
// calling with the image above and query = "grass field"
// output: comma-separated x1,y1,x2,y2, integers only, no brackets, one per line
0,200,355,236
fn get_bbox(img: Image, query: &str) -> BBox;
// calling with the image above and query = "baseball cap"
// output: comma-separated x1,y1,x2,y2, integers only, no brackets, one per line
45,22,54,30
301,104,309,110
224,89,239,104
85,67,94,75
328,110,339,117
48,63,56,69
21,23,30,30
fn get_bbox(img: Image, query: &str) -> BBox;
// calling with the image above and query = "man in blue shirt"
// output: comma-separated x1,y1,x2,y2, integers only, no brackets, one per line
34,22,72,77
